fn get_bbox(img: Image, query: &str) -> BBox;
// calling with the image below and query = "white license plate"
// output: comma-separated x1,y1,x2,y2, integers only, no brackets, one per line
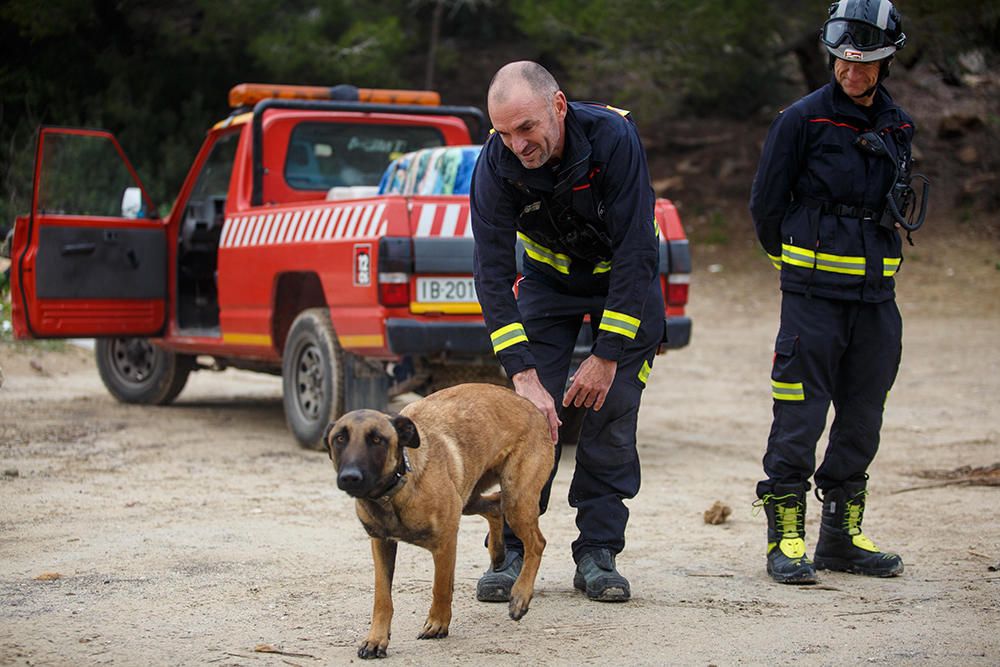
415,277,478,303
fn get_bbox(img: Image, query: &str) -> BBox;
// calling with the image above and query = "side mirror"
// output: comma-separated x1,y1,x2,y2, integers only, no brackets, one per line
121,187,143,219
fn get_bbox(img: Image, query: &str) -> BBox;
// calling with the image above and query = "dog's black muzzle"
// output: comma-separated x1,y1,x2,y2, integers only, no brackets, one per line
337,464,368,496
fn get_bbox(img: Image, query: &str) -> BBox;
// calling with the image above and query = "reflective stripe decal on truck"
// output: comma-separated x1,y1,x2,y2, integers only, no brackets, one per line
221,332,384,349
221,203,389,248
222,332,272,346
413,203,474,238
221,202,477,249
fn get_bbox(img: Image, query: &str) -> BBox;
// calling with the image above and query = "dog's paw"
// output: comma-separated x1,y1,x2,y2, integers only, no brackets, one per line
358,639,388,659
509,594,531,621
416,618,449,640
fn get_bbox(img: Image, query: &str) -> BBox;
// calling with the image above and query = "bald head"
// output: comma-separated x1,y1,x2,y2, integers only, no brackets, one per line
487,61,567,169
488,61,560,107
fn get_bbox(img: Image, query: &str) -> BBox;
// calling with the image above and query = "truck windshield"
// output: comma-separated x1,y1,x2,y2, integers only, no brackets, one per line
285,122,444,191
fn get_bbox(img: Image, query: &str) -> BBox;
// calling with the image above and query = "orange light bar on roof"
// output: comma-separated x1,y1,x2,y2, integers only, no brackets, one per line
357,88,440,105
228,83,441,108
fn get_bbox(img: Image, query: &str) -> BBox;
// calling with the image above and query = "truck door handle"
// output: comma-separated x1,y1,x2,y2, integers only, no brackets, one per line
62,242,96,256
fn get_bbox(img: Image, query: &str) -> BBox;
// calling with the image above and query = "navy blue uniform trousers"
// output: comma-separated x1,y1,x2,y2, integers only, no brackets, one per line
502,264,664,562
757,291,902,498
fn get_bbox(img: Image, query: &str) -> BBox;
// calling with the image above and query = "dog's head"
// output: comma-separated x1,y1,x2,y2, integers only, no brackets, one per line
324,409,420,498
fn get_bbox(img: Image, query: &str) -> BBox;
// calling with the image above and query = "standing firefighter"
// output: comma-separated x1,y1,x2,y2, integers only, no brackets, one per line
470,61,664,602
750,0,923,583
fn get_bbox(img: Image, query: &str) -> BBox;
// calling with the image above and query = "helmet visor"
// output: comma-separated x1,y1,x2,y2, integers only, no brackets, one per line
822,19,886,50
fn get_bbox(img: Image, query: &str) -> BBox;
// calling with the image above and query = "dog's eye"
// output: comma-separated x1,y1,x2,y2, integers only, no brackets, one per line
370,435,382,445
333,433,346,446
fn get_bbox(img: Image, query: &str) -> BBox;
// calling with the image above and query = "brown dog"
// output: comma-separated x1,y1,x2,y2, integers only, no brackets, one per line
325,383,554,659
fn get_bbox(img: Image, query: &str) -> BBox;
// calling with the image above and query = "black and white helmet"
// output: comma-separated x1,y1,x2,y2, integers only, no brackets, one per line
822,0,906,63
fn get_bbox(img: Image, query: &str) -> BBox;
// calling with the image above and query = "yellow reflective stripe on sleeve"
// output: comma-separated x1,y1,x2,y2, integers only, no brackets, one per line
781,243,866,276
771,379,805,401
653,217,661,237
599,309,640,339
638,359,652,385
517,232,571,274
883,257,901,276
768,252,782,270
490,322,528,353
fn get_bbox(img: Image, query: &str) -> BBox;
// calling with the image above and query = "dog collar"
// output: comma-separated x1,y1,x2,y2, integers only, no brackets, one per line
366,449,412,502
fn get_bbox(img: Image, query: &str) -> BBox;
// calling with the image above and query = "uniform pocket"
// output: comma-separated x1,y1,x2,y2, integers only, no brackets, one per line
771,330,805,402
818,212,837,248
577,405,639,467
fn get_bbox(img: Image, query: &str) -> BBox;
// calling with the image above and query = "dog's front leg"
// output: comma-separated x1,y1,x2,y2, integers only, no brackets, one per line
417,534,456,639
359,538,398,659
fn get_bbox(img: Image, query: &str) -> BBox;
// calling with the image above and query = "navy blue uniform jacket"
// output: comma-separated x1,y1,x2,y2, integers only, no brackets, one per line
470,102,659,378
750,81,915,303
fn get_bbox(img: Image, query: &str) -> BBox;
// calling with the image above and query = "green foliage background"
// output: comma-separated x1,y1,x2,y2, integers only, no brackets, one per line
1,0,997,228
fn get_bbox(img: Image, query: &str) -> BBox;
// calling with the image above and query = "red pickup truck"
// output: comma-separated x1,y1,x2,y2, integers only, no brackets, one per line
8,83,691,449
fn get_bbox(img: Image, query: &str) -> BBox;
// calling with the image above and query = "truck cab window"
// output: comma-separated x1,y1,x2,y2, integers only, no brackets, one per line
37,133,146,219
285,122,444,190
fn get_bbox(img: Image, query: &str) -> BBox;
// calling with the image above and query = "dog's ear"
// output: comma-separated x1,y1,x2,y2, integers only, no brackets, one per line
322,422,337,460
392,415,420,449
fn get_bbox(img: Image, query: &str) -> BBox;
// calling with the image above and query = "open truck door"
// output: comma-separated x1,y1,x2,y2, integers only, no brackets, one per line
11,127,167,339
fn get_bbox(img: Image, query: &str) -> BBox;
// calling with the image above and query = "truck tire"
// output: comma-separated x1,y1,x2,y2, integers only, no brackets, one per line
282,308,344,451
95,338,193,405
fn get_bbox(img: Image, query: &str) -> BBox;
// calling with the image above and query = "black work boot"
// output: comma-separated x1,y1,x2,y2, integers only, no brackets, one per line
755,484,817,584
574,548,631,602
476,550,522,602
814,481,903,577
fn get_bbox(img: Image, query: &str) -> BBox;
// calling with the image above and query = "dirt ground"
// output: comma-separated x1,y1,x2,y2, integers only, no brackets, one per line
2,228,999,666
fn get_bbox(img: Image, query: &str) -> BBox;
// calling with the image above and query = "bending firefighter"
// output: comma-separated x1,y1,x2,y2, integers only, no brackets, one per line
749,0,926,583
470,61,664,602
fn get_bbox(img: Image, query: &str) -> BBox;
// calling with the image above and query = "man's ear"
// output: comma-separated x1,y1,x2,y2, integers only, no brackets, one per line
392,415,420,449
553,90,568,121
323,422,337,460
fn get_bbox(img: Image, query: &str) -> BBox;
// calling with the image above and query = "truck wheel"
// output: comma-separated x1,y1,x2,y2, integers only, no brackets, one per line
95,338,193,405
282,308,344,451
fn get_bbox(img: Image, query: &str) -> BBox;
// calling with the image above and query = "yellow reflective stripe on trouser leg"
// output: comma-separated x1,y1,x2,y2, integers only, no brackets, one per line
599,309,640,339
771,379,805,401
490,322,528,353
517,232,571,274
638,359,652,385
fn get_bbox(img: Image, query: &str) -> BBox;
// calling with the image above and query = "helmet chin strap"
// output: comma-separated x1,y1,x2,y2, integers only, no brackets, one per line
851,84,878,100
849,58,891,102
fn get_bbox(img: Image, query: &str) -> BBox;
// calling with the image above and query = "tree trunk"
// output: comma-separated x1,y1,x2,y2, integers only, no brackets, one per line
424,0,446,90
